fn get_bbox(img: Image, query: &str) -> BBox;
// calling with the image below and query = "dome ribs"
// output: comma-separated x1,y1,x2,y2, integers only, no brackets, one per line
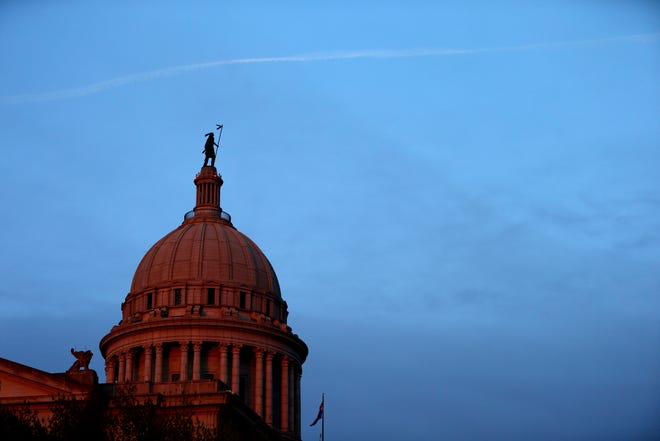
242,235,267,293
217,223,234,281
209,223,230,282
146,231,178,289
142,240,162,289
196,223,207,280
230,228,253,289
168,223,194,282
265,257,281,296
199,223,223,282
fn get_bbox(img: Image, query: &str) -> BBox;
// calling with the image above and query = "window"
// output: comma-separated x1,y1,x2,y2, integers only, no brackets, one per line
207,288,215,305
171,373,180,382
239,291,246,309
265,299,271,316
146,292,153,309
174,289,182,305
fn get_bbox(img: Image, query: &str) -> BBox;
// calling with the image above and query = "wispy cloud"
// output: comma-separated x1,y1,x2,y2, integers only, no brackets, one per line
2,32,658,104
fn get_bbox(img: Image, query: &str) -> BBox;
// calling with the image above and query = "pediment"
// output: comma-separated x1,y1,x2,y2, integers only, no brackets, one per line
0,357,93,401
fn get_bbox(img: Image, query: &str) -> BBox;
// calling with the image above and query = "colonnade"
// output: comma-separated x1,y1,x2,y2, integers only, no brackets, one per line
105,341,302,433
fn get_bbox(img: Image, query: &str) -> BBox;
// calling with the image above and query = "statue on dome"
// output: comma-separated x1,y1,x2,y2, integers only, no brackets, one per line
203,124,223,167
67,348,93,372
203,132,218,167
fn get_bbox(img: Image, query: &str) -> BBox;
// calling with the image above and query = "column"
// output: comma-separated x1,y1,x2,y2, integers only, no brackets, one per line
254,348,264,417
281,355,289,432
143,346,153,382
180,341,189,381
125,351,133,382
154,344,163,383
294,366,302,435
192,341,202,380
231,344,241,393
265,351,273,425
105,358,116,384
117,353,125,384
295,365,302,435
219,343,229,385
289,361,295,430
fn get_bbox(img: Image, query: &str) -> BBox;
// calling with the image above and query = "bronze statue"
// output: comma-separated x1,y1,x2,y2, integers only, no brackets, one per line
202,124,223,167
68,348,93,372
203,132,218,167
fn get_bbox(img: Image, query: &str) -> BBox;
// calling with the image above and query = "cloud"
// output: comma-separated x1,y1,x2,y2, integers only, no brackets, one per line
2,33,658,104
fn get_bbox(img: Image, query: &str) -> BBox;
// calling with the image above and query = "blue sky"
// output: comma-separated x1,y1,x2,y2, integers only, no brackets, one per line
1,1,659,440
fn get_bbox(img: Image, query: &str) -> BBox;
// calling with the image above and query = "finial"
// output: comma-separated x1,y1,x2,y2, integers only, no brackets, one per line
202,123,224,167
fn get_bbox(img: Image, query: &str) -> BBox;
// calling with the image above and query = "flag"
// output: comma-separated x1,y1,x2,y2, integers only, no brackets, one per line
310,400,324,426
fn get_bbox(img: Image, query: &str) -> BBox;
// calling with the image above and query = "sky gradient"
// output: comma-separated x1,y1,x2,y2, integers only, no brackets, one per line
1,2,659,440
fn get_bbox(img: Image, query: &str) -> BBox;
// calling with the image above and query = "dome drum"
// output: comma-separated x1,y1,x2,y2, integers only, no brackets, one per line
100,319,307,368
120,284,289,326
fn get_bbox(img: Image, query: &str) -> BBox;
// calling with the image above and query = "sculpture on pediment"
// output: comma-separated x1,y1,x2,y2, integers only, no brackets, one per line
68,348,93,372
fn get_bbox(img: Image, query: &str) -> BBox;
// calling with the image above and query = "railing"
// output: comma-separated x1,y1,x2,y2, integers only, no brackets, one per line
183,209,232,223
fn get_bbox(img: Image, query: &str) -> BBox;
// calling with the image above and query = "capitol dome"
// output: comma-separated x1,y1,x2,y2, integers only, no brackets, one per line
100,163,307,438
113,166,288,322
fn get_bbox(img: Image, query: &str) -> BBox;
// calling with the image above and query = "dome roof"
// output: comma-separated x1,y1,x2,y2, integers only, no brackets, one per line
130,219,281,297
129,165,281,298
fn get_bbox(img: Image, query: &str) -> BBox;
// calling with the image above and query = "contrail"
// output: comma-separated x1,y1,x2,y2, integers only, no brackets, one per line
2,32,658,104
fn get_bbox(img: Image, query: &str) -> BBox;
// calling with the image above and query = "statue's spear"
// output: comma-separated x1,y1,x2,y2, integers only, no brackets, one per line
215,123,223,157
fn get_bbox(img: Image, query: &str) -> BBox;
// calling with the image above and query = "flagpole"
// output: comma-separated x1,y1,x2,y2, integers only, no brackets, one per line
311,392,325,438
